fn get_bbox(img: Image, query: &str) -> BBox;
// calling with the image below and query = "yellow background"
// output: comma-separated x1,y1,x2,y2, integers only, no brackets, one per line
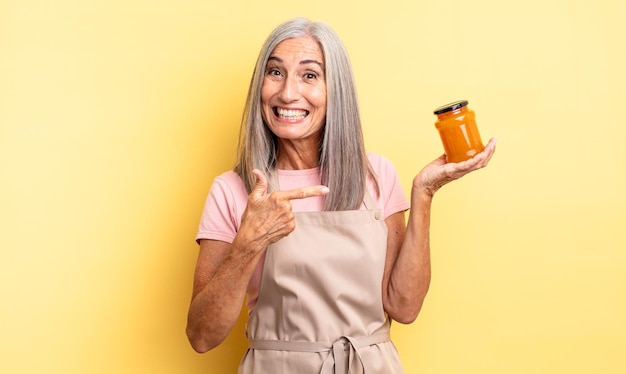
1,0,625,373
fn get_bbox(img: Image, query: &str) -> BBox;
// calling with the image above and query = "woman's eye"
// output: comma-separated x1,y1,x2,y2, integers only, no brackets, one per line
267,68,281,76
305,73,317,79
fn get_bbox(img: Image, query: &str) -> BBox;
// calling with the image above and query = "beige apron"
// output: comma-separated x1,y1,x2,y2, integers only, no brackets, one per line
238,191,404,374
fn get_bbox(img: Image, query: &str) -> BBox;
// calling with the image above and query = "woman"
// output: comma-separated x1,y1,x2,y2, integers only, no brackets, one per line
187,17,496,373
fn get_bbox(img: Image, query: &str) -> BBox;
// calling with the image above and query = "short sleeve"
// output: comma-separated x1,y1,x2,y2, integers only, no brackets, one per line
195,171,248,244
367,153,410,219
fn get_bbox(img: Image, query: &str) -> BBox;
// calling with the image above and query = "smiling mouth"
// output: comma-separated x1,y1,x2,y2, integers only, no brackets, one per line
275,107,309,120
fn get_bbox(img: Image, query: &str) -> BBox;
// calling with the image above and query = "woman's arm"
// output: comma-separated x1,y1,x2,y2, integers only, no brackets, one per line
186,170,329,352
186,238,264,353
381,199,431,324
382,138,497,323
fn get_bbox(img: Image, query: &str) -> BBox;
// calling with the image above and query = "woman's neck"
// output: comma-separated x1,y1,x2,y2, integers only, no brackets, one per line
276,139,320,170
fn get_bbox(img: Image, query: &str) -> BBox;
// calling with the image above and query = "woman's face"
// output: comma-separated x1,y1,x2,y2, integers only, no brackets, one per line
261,36,327,145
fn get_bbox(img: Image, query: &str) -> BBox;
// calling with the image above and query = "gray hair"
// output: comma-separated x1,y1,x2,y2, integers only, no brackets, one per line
234,17,378,211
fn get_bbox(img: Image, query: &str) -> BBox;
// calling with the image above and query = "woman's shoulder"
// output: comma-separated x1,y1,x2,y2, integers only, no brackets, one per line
214,169,244,185
211,170,248,204
365,152,408,217
366,152,399,177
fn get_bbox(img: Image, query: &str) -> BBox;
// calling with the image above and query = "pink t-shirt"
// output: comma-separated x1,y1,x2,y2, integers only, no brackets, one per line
196,153,410,311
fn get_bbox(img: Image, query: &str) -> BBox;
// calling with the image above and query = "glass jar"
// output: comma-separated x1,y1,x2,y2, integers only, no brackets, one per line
433,100,484,163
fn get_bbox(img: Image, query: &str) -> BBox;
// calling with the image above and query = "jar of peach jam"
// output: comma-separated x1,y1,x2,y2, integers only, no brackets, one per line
433,100,484,163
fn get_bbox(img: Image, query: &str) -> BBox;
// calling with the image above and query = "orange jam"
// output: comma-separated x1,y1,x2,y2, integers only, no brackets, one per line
433,100,484,163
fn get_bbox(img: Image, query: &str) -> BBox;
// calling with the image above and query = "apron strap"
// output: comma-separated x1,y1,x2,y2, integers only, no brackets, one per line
249,331,390,374
361,189,375,211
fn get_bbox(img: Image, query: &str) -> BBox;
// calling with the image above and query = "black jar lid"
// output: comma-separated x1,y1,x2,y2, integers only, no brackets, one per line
433,100,468,115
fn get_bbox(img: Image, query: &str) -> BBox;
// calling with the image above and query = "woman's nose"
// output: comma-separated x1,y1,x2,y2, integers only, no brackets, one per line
278,76,300,103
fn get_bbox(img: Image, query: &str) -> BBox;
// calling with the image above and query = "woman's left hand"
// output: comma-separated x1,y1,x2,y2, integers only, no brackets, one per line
414,137,497,196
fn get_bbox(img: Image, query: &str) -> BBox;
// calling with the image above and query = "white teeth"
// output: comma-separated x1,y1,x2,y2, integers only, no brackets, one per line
277,108,307,120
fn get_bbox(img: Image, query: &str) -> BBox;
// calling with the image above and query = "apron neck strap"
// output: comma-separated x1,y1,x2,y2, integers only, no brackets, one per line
362,189,375,210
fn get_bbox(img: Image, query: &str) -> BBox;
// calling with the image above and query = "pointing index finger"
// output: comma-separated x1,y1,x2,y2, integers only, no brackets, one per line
277,185,330,201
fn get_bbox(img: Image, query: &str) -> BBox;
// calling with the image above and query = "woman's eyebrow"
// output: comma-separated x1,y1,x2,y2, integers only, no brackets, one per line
267,56,323,68
301,59,323,69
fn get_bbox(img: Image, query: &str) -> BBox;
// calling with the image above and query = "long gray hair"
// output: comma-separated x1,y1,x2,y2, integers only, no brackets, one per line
234,18,378,211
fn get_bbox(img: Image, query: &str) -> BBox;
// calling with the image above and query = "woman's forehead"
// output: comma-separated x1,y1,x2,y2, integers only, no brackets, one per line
270,36,324,65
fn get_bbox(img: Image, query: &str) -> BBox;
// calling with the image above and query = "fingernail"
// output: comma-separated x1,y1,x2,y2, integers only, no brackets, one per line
321,187,330,194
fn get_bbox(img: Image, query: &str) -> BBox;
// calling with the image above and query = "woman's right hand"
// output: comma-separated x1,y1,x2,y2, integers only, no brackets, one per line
236,169,329,255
